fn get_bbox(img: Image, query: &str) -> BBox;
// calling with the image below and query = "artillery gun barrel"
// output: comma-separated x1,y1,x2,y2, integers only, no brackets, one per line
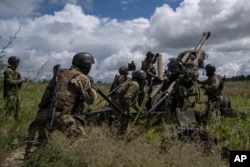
194,32,210,51
181,32,211,64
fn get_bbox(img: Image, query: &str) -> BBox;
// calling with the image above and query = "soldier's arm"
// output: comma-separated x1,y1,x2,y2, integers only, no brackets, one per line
71,75,97,105
4,69,22,85
205,77,220,93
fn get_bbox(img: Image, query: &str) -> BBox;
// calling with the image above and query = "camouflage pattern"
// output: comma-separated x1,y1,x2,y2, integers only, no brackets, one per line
199,74,222,101
198,74,222,122
1,66,97,166
141,59,156,86
109,73,130,102
112,80,143,134
3,66,22,118
112,74,129,91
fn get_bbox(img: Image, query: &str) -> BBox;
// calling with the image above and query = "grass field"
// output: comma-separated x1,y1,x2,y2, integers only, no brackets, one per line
0,81,249,167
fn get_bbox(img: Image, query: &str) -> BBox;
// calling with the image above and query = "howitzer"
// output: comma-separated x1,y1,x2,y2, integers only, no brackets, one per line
147,32,211,126
179,32,210,68
73,106,113,126
48,64,61,131
140,81,176,119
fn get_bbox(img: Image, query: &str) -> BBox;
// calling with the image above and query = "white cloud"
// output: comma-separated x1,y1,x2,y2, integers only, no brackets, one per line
0,0,250,82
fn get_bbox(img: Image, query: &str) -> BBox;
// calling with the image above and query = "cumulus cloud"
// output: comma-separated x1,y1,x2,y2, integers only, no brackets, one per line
0,0,250,82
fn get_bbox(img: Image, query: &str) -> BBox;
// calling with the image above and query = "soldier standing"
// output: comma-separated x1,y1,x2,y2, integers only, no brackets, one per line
198,64,223,122
3,56,28,119
111,70,146,135
141,51,158,86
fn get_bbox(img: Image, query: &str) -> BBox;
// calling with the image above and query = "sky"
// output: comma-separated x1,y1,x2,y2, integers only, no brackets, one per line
0,0,250,82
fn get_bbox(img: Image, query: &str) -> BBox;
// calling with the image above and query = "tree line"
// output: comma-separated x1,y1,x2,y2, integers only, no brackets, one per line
225,75,250,81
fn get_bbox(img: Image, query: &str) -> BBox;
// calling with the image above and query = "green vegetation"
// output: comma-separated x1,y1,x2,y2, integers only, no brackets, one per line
0,81,249,167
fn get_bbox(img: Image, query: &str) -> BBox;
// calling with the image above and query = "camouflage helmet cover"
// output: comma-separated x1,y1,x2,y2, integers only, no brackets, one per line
8,56,20,64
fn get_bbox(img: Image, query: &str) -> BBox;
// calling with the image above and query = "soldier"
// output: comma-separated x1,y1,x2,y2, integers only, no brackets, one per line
141,52,163,110
111,70,146,135
110,66,130,91
109,66,130,101
3,56,28,119
141,51,158,86
24,52,97,157
198,64,223,122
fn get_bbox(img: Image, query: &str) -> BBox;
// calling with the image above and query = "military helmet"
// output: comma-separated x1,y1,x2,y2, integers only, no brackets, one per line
8,56,20,64
132,70,146,80
119,66,128,75
72,52,95,69
146,51,154,58
205,64,215,75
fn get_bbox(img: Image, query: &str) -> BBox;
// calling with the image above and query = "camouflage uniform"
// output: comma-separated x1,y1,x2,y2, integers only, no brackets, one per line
1,52,96,167
141,58,156,86
112,70,146,135
198,65,222,122
24,66,97,158
3,56,28,119
141,52,159,108
3,66,22,118
110,67,129,92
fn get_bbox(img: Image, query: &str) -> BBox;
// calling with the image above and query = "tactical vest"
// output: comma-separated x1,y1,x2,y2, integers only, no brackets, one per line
56,69,82,113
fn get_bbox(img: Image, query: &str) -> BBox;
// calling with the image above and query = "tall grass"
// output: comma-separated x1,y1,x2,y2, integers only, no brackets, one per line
0,81,249,166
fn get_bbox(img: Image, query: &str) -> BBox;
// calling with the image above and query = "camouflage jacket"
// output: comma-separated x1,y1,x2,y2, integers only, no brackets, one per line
38,66,97,115
3,66,22,99
199,74,222,100
112,74,129,90
141,60,156,78
115,80,142,113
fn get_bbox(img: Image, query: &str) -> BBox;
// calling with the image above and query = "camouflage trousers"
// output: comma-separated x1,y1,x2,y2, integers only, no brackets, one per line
4,95,20,119
205,99,221,124
1,110,84,167
111,107,130,135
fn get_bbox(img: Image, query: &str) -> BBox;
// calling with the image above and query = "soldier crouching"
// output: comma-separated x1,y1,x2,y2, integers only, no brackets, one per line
1,52,97,167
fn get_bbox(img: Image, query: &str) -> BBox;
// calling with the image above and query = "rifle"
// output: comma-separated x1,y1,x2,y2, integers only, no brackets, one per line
109,75,118,93
48,64,61,130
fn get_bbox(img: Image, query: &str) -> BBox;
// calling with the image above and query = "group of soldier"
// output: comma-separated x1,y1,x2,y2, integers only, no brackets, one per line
2,50,224,166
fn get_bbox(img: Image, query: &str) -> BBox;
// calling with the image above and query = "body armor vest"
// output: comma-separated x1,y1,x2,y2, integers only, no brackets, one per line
56,69,82,113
